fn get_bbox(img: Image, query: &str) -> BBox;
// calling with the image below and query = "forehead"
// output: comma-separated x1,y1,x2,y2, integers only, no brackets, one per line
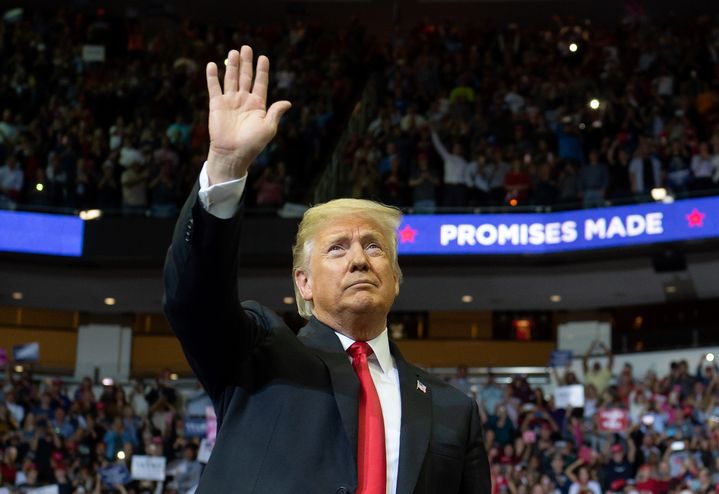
313,215,388,243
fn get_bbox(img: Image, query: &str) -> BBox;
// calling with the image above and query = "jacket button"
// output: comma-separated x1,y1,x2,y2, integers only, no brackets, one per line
336,487,349,494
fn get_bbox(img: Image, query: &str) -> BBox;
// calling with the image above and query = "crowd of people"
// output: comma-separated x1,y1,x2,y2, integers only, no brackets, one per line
0,369,211,493
2,9,719,215
2,344,719,493
445,344,719,494
342,15,719,211
0,7,370,215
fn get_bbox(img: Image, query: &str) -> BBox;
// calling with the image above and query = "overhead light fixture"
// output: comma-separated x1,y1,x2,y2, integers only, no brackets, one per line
104,297,116,306
665,285,677,294
282,296,294,305
169,373,178,381
14,365,23,373
101,377,114,386
589,99,600,110
461,295,473,303
11,292,23,300
35,183,44,192
550,294,562,302
706,353,715,362
569,43,578,53
117,451,126,460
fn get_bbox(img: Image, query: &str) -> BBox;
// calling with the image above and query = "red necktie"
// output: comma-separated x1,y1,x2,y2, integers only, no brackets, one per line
347,341,386,494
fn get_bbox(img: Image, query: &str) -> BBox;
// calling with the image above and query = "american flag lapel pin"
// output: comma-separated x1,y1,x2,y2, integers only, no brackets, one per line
416,379,427,394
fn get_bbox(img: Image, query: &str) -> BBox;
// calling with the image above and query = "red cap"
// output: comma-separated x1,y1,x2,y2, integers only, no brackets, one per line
611,443,624,454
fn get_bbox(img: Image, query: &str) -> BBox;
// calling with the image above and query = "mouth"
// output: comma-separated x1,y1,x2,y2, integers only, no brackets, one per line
347,280,376,289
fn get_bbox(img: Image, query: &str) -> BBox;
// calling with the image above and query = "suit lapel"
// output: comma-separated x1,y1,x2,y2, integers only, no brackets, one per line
393,344,432,494
298,318,359,460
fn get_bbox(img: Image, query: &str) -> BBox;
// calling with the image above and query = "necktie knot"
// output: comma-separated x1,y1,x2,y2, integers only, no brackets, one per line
347,341,373,360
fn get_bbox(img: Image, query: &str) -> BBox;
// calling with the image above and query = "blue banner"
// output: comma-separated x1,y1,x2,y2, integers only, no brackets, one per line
549,350,573,367
0,210,83,257
397,196,717,255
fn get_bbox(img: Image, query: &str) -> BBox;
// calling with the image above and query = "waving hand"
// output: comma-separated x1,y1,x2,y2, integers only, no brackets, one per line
205,46,291,184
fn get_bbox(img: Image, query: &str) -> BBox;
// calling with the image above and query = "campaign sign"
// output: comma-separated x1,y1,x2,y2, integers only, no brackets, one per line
554,385,585,409
184,417,207,438
13,342,39,362
99,464,132,486
397,196,719,255
28,486,60,494
599,408,630,432
549,350,573,367
205,405,217,443
131,455,167,481
0,210,84,257
198,438,214,464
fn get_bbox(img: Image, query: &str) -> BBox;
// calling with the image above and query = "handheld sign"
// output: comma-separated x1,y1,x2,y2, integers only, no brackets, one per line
131,455,167,481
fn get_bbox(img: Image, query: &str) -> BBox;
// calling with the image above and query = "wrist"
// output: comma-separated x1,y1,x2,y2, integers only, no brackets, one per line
207,147,252,185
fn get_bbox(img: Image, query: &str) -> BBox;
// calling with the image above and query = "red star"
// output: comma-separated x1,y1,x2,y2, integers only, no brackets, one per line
686,208,705,228
399,224,418,243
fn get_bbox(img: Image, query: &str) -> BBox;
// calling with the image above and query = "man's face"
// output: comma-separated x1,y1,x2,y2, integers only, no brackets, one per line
295,216,399,336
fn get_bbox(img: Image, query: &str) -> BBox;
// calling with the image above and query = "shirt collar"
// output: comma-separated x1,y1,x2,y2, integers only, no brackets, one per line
335,329,393,375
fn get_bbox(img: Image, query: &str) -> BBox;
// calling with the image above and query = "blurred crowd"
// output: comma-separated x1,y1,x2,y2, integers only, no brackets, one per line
445,343,719,494
0,7,371,215
0,369,212,493
343,15,719,211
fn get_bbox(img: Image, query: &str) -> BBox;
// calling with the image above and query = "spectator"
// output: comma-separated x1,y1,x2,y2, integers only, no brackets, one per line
430,129,469,208
578,150,609,208
0,154,23,208
582,342,614,395
664,139,692,197
690,142,718,192
149,161,179,218
629,142,663,198
408,152,440,212
120,160,149,216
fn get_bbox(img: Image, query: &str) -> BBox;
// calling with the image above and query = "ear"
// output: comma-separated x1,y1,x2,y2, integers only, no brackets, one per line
393,273,400,297
294,269,313,302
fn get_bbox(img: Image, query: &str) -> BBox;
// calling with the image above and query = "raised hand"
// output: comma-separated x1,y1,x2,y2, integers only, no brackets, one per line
205,46,291,184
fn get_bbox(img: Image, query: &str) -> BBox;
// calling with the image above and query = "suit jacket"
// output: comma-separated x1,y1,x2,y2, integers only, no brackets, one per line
163,187,491,494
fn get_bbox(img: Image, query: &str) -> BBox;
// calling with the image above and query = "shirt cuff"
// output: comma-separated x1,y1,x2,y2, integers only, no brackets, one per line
197,161,247,219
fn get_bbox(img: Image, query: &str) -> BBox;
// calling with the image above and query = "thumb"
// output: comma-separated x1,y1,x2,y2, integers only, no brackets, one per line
266,100,292,128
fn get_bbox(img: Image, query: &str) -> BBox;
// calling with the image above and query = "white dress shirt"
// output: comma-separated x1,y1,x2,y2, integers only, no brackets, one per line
198,163,403,493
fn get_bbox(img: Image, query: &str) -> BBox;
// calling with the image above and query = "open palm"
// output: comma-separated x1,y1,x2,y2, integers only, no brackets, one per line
206,46,291,183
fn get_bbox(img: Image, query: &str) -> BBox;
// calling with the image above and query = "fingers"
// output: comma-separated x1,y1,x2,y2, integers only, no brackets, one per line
224,49,240,94
206,62,222,99
252,55,270,105
239,45,253,94
266,100,292,128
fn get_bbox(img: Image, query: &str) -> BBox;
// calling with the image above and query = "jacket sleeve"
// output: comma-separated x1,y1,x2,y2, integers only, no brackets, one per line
459,399,492,493
162,182,268,402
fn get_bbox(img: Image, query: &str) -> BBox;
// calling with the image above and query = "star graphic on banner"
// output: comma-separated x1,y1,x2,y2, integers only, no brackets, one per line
399,224,418,243
686,208,706,228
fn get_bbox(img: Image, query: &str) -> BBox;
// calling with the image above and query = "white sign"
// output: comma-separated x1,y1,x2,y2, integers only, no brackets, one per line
198,438,214,464
82,45,106,63
554,384,585,408
28,486,59,494
131,455,166,481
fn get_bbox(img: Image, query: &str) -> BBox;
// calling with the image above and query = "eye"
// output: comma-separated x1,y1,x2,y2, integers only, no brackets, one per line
366,243,383,252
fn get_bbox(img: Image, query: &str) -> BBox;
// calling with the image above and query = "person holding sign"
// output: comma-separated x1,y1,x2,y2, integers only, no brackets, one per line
163,46,491,493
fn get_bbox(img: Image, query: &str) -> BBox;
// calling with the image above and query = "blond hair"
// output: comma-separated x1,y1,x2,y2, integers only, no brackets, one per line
292,198,403,319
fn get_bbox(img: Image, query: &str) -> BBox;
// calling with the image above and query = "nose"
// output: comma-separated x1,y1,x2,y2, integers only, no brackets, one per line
348,242,369,272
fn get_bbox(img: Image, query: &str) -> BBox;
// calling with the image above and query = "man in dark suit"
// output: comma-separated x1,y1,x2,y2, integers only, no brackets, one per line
164,46,490,493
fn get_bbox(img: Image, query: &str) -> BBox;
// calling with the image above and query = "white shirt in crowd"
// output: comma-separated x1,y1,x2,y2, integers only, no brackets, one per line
430,131,468,185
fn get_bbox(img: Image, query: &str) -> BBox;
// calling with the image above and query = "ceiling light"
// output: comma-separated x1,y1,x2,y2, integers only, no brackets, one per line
101,377,114,386
589,99,600,110
169,373,178,381
104,297,116,306
569,43,578,52
14,365,23,373
665,285,677,294
550,295,562,302
282,296,294,305
461,295,473,303
11,292,23,300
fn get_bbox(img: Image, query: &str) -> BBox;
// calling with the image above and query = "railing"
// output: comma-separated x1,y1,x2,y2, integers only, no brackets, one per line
312,72,383,203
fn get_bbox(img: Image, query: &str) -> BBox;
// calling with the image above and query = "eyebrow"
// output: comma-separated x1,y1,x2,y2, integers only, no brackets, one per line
321,230,385,246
